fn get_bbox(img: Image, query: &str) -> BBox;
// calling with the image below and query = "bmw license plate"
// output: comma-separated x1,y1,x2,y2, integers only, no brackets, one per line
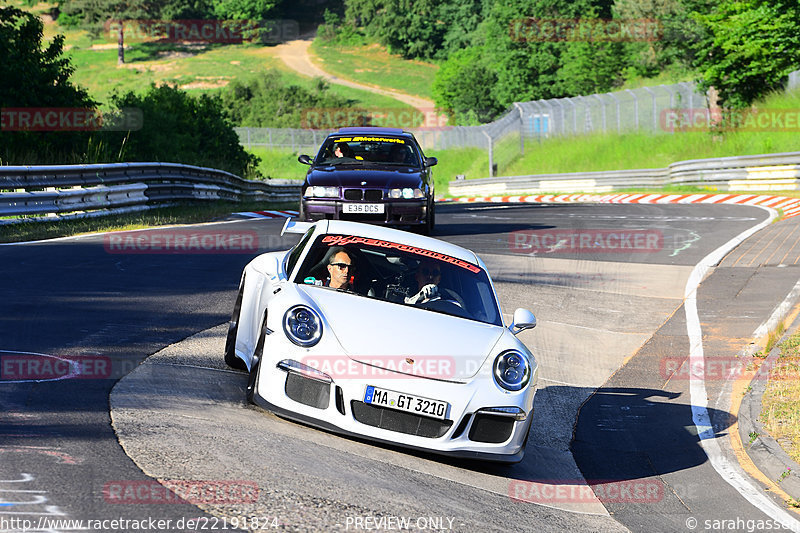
364,385,448,420
343,203,384,214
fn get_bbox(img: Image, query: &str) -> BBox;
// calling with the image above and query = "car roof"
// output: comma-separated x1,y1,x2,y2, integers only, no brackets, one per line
315,220,480,267
331,127,415,140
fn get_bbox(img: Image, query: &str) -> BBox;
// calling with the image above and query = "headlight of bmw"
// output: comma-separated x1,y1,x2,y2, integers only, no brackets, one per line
283,305,323,347
388,188,424,199
493,350,531,391
304,186,339,198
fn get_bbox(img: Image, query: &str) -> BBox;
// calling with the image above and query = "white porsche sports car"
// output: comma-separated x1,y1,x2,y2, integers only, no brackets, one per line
224,219,538,462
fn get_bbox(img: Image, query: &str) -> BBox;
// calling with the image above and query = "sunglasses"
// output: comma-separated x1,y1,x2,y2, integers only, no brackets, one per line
330,262,353,271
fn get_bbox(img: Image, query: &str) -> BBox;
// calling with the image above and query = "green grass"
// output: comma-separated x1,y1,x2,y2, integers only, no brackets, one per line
247,147,307,180
67,43,284,102
500,89,800,177
761,330,800,465
0,201,295,243
310,38,438,101
426,148,491,195
31,6,420,119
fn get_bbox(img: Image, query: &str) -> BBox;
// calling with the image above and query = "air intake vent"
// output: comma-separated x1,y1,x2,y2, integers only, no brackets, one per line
351,401,452,438
285,372,330,409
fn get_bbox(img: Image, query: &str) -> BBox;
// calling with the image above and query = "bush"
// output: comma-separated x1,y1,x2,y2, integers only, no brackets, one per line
432,46,503,125
221,71,355,128
103,84,257,176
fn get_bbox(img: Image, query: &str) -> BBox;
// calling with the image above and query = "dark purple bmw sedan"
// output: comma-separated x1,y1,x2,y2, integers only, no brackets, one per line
297,127,437,235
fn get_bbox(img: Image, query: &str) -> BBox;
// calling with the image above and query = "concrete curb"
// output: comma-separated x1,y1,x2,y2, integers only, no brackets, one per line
739,314,800,502
439,192,800,219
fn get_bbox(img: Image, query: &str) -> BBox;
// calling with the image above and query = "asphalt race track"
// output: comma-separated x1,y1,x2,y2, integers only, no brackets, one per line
2,201,800,532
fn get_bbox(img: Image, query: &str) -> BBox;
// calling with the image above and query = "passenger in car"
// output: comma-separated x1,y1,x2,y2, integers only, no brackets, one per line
333,142,355,158
404,259,442,304
390,144,412,164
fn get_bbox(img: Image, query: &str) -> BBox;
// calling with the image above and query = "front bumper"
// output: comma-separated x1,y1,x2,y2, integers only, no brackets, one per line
302,199,427,226
253,357,536,463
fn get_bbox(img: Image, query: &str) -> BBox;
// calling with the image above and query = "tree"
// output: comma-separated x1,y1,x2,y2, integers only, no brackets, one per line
613,0,713,78
0,5,96,163
211,0,282,19
692,0,800,108
59,0,162,64
432,46,503,124
344,0,486,60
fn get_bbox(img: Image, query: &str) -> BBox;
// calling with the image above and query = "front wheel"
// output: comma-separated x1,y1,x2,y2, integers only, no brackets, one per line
421,198,435,235
246,357,260,404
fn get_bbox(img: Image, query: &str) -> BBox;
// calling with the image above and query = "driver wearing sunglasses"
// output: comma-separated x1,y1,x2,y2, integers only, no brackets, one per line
326,249,355,290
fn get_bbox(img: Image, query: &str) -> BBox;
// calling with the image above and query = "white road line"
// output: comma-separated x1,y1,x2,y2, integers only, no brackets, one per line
684,204,800,532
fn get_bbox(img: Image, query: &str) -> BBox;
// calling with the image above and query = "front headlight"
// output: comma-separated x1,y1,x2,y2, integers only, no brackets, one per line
283,306,323,347
389,188,425,199
304,186,339,198
493,350,531,391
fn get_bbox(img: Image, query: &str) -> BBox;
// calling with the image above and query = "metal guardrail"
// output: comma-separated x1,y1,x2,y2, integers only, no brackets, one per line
448,151,800,196
0,162,301,223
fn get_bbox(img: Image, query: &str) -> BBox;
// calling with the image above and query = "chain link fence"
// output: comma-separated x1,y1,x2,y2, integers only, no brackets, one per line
237,73,799,178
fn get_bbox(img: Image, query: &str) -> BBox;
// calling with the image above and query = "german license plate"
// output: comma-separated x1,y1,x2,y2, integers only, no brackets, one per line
364,385,448,420
343,203,384,214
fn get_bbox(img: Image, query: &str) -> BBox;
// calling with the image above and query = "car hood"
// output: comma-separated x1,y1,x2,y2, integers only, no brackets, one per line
301,286,503,381
306,168,423,189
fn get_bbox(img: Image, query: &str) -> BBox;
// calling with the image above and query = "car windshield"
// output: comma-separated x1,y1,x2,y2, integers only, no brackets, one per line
315,136,420,168
293,234,502,326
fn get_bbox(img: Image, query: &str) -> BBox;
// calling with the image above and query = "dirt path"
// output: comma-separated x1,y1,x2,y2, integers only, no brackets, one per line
274,38,446,124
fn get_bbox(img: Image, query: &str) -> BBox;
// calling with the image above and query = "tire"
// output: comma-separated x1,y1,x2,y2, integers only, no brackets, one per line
246,357,260,404
246,311,270,404
224,284,247,371
422,198,435,236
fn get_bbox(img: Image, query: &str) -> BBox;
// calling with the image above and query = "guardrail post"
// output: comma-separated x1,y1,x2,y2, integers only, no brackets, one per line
607,92,621,133
592,94,606,133
565,97,578,134
513,103,524,156
642,86,657,132
626,89,639,131
483,131,494,178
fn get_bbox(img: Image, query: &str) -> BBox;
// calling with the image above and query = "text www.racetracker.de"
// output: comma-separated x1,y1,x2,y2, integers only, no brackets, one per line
0,515,279,532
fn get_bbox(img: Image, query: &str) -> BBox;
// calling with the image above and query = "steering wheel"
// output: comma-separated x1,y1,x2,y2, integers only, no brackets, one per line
421,294,463,308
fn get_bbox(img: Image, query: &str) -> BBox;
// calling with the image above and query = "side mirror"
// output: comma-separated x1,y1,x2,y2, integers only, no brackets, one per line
298,154,312,165
425,156,438,167
509,308,536,335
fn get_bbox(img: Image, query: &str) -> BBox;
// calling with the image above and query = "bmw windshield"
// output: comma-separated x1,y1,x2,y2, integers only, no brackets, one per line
315,136,421,168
